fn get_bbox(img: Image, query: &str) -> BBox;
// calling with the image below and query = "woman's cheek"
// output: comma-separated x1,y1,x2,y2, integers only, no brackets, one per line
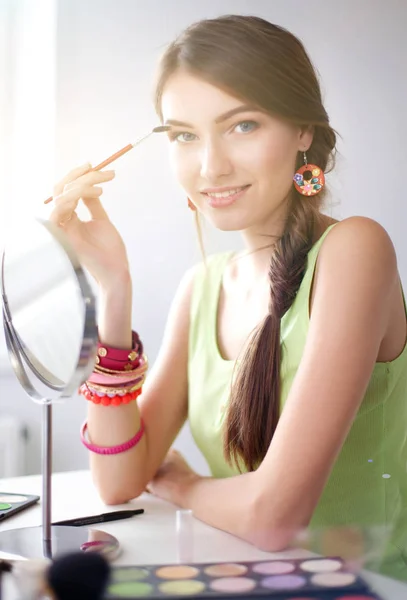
170,148,197,192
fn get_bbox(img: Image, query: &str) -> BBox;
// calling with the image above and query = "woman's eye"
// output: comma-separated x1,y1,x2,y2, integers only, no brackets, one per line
234,120,258,134
169,131,197,143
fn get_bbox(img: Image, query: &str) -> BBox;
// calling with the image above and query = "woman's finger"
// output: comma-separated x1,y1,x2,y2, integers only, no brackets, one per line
82,196,109,220
49,201,78,226
64,169,115,192
49,186,103,225
53,163,92,198
55,185,103,206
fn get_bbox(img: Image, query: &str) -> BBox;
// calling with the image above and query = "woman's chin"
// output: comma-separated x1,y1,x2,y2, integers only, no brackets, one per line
205,212,257,233
208,219,246,233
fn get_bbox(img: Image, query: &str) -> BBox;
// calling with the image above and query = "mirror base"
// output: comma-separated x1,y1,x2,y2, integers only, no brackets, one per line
0,526,120,561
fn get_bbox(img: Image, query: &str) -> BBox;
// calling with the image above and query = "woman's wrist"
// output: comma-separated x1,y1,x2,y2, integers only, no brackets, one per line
177,472,201,508
99,268,132,298
98,270,133,349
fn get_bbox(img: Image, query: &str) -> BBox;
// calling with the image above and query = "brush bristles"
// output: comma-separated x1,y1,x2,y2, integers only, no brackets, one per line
0,559,12,573
153,125,171,133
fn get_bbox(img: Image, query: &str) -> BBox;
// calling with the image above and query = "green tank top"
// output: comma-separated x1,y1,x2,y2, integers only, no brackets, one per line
188,224,407,579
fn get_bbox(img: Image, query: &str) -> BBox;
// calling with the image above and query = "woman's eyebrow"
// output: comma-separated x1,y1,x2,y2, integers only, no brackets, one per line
164,104,261,128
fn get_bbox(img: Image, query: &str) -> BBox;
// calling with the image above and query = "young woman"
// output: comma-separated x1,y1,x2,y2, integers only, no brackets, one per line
50,15,406,578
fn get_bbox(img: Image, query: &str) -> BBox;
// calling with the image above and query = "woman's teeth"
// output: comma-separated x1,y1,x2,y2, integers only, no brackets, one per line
205,186,246,198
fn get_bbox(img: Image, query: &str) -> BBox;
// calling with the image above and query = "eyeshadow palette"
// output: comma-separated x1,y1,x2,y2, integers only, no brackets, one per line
0,493,40,522
105,557,384,599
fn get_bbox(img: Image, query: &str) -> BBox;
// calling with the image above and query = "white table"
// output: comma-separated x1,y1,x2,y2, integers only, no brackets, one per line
1,470,406,599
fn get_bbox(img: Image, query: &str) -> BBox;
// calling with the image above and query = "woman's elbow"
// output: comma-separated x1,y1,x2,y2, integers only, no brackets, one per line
244,519,296,553
92,474,145,506
100,486,144,506
242,497,300,552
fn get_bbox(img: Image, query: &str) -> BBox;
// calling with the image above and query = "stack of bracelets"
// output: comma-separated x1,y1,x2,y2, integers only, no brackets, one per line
79,331,147,455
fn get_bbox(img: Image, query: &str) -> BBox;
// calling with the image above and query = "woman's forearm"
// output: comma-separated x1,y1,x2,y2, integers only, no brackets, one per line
178,474,293,552
87,402,147,504
87,270,147,504
98,270,133,348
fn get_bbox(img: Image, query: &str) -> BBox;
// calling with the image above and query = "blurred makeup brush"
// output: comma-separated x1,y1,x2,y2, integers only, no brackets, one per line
1,552,110,600
43,125,171,204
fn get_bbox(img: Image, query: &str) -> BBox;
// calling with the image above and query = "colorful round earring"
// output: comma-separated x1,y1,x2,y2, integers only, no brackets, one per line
187,197,196,211
293,152,325,196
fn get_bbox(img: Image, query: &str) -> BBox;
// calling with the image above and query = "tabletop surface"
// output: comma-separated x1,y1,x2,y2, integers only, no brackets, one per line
0,470,406,599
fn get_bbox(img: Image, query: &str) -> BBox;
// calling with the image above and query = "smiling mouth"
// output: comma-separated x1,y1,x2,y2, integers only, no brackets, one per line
201,185,250,199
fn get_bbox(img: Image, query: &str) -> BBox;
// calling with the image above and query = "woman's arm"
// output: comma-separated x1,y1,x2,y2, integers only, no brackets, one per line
156,217,400,550
88,265,198,505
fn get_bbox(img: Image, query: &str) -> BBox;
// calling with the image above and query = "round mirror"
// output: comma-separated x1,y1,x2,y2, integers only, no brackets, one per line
0,217,119,560
1,218,96,400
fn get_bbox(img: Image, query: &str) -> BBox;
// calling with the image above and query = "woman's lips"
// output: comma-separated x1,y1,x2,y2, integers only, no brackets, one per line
202,185,251,208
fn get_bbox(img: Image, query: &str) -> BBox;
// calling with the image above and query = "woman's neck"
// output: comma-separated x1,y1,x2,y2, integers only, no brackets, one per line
232,213,337,287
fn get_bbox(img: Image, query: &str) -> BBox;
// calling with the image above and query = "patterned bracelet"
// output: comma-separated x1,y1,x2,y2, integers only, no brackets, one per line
85,377,144,396
80,419,145,455
88,356,148,387
96,331,144,371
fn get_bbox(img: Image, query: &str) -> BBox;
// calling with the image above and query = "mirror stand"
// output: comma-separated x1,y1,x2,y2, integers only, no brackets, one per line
0,219,120,561
0,405,119,560
43,401,52,556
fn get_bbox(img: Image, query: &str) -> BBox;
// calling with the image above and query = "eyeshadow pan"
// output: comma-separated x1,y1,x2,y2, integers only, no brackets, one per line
253,561,295,575
0,495,28,503
300,558,342,573
155,565,199,579
111,568,149,582
0,503,12,510
261,574,307,590
158,580,205,595
210,576,256,593
311,572,356,587
204,563,247,577
107,581,153,597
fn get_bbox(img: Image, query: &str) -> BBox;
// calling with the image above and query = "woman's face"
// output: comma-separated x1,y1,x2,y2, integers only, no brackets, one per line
161,71,313,233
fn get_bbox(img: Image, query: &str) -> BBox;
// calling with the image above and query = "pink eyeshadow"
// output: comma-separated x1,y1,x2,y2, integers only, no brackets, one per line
261,574,306,590
253,561,295,575
210,577,256,593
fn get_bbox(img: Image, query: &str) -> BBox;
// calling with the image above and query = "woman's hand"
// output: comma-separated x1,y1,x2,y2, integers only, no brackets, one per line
147,449,200,507
49,163,129,290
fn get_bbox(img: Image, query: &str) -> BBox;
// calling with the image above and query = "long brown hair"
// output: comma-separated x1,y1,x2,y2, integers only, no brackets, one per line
153,15,338,472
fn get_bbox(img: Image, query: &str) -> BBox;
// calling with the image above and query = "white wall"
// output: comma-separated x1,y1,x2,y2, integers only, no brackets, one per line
1,0,406,475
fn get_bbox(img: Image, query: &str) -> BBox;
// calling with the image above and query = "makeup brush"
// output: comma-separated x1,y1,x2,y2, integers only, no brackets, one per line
43,125,171,204
2,552,110,600
1,557,51,600
46,552,110,600
0,559,12,600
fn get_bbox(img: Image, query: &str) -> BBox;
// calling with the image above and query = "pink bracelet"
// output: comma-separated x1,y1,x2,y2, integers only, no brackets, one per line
80,419,145,455
96,331,143,371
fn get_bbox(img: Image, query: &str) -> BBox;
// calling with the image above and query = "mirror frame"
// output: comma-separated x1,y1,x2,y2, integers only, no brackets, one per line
1,218,98,399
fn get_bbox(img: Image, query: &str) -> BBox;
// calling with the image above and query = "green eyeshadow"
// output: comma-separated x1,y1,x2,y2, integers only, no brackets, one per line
158,580,206,595
111,568,149,582
107,581,153,597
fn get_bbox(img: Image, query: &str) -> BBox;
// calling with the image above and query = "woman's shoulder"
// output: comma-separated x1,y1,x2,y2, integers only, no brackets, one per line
318,216,397,269
311,216,399,329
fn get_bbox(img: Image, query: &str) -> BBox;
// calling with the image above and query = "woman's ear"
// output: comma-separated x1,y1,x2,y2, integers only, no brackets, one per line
299,124,314,150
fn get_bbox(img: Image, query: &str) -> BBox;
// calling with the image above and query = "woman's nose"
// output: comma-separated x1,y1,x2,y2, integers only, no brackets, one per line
199,139,233,181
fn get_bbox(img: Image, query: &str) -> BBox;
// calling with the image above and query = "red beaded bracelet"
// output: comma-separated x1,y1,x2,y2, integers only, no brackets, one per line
81,386,142,406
